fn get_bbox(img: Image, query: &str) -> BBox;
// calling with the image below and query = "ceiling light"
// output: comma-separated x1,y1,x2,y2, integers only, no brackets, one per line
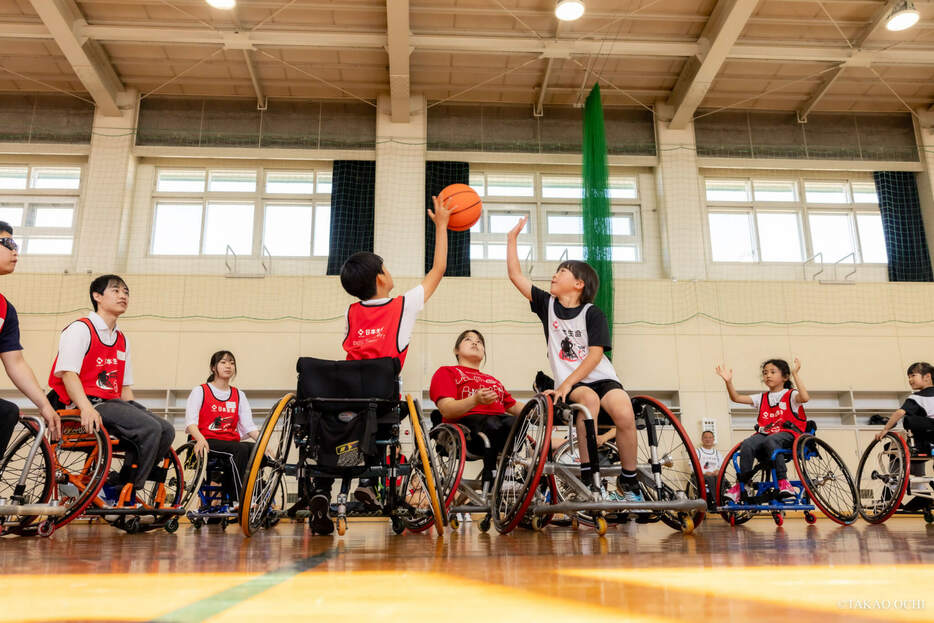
205,0,236,9
555,0,585,22
886,0,920,31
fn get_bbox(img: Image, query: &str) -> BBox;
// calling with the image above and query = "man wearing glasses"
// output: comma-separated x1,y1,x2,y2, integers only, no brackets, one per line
0,222,61,459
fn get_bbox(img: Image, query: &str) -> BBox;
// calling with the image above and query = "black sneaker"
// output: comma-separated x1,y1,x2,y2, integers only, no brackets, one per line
309,493,334,535
353,485,380,510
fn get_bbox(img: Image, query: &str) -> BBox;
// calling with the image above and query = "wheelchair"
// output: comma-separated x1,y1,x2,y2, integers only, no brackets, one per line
176,442,286,530
491,391,708,537
856,430,934,524
716,423,859,526
0,414,66,536
48,412,185,534
238,357,447,537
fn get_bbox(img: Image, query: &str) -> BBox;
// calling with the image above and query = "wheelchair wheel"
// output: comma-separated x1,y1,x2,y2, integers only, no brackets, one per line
429,423,466,508
51,414,112,530
793,434,858,525
139,447,185,510
240,394,294,537
856,432,909,524
716,441,757,526
402,397,446,535
551,439,610,528
0,419,54,534
263,475,288,530
491,393,553,535
632,396,706,531
175,442,205,512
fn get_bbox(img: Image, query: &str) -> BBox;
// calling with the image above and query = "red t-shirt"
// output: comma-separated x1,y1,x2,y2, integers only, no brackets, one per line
429,365,516,420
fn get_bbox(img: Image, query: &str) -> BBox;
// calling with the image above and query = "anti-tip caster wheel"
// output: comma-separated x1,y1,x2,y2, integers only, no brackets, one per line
391,516,405,535
530,515,544,532
681,516,694,535
449,516,460,530
478,516,491,533
164,517,179,533
594,516,608,536
124,516,141,534
772,512,784,527
804,511,817,525
37,519,55,538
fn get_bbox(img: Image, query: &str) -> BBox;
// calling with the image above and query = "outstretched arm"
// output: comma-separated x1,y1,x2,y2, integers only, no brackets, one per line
422,195,451,302
0,351,60,439
506,216,532,301
715,364,754,405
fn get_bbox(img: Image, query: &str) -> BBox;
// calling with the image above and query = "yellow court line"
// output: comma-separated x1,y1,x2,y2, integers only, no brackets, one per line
561,565,934,622
0,573,258,623
206,571,678,623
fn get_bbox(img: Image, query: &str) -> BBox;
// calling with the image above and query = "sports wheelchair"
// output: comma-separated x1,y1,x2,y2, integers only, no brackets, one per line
0,414,67,536
491,390,708,536
49,412,185,533
175,442,286,530
238,357,447,537
857,430,934,524
716,423,859,526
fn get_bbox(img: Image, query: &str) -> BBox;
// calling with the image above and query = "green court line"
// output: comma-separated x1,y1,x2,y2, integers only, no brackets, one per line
150,546,340,623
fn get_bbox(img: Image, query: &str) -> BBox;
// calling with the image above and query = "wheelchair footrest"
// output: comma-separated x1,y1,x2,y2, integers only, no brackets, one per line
716,503,814,512
85,506,186,516
449,504,492,514
187,510,237,520
533,498,707,515
0,503,67,516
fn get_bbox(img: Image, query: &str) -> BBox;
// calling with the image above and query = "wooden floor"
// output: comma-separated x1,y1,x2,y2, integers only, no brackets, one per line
1,516,932,623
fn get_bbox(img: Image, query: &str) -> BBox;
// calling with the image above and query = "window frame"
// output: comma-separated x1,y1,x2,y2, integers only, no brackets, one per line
0,163,82,256
150,166,332,259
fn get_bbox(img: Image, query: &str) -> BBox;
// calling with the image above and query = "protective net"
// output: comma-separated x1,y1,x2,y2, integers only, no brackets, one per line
582,85,614,356
874,171,933,282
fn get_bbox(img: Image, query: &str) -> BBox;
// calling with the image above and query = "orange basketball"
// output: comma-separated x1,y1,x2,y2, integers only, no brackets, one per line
439,183,483,232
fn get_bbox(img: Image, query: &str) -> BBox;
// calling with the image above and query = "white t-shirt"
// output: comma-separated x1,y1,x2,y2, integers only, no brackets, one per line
747,390,802,413
184,383,258,438
696,446,724,474
344,285,424,355
53,311,134,386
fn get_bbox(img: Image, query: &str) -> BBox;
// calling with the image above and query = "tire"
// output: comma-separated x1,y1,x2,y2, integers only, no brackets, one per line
51,414,112,530
716,441,756,526
550,439,598,527
793,434,859,525
632,396,707,531
175,441,205,512
491,393,553,535
856,432,909,524
239,394,294,537
0,419,54,534
405,422,465,534
405,397,446,535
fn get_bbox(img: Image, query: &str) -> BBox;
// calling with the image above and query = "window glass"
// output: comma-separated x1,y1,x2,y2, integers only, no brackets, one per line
756,212,802,262
264,204,312,256
157,170,205,193
708,212,755,262
805,181,848,204
203,202,253,254
808,213,855,262
265,171,315,194
753,180,796,202
705,179,749,202
856,213,887,263
152,202,202,255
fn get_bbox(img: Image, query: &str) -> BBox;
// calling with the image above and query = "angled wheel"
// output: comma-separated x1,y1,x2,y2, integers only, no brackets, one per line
404,396,446,535
793,434,858,525
856,432,909,524
716,441,757,526
632,396,706,531
240,394,294,537
139,447,185,510
50,414,112,530
175,441,205,512
405,422,465,534
0,418,54,534
491,393,553,535
551,439,598,527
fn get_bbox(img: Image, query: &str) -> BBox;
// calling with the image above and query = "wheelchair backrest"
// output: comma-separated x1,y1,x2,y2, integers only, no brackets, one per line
296,356,400,401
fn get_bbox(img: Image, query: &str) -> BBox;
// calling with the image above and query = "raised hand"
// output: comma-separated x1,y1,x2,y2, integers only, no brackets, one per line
792,357,802,374
507,216,527,240
428,195,451,228
715,365,733,382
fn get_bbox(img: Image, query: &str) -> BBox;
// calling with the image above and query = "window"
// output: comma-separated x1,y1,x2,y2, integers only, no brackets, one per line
151,167,331,257
705,176,886,265
0,164,81,255
468,171,642,263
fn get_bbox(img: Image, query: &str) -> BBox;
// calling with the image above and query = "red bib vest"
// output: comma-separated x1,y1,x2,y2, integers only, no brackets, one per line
342,296,407,368
48,318,126,404
757,389,806,437
198,384,241,442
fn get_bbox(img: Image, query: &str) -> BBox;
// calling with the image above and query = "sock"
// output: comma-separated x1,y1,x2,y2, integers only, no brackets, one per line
618,469,638,491
580,464,593,487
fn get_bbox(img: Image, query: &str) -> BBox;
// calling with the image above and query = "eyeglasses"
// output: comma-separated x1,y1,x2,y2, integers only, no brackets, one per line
0,238,18,253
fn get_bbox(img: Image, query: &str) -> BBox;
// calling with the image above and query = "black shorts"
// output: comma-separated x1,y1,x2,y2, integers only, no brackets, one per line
569,379,624,400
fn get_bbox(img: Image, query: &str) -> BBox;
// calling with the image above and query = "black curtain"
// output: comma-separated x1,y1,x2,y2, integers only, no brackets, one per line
425,161,471,276
327,160,376,275
873,171,934,282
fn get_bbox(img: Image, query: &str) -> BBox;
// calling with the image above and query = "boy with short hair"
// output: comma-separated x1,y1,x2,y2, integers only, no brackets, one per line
0,221,60,459
47,274,175,504
506,216,641,502
307,196,451,533
876,362,934,478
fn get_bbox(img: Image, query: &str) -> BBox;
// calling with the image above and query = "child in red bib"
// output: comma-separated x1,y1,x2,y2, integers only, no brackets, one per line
184,351,258,495
716,358,810,502
307,195,451,535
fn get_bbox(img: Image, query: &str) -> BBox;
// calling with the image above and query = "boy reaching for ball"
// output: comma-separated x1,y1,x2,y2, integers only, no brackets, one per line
307,196,451,534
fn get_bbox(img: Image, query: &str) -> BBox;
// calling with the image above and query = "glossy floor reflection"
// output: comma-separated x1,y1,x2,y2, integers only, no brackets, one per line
1,516,933,622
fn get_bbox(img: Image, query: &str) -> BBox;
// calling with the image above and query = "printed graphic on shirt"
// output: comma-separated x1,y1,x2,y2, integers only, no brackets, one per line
206,399,238,432
451,366,508,403
96,369,119,394
554,323,588,363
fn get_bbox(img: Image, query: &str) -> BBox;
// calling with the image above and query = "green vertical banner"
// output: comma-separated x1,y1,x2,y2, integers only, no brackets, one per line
582,85,614,358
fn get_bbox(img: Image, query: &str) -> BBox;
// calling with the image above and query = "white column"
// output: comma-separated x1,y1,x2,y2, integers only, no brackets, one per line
374,93,426,277
74,89,139,274
654,109,707,280
912,115,934,275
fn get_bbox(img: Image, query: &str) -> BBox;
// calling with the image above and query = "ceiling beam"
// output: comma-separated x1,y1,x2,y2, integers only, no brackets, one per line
796,0,898,122
666,0,758,129
26,0,123,115
231,4,266,111
385,0,411,122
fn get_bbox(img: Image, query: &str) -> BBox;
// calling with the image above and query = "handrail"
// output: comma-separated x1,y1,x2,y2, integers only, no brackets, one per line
261,245,272,275
225,245,237,274
524,245,534,275
834,252,856,281
803,252,823,281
